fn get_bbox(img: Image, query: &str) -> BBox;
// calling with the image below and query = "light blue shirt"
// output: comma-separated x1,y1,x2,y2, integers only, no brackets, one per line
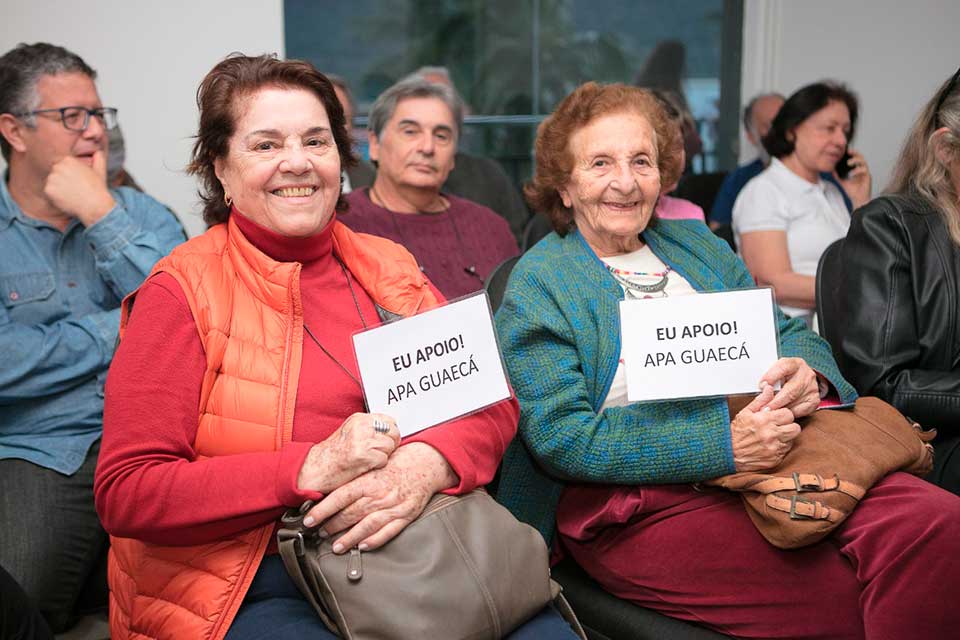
0,178,185,474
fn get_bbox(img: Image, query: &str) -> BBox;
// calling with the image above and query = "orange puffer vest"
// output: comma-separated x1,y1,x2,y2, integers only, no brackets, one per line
108,216,438,640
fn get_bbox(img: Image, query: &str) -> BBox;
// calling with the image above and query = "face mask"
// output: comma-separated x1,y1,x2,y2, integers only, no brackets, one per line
107,125,125,181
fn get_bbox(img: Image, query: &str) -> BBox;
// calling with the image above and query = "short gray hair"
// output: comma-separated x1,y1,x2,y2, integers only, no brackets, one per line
367,77,464,139
407,66,452,85
0,43,96,161
742,92,784,134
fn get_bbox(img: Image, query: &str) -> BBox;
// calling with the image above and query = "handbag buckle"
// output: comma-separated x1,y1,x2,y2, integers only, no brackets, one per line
277,529,306,556
788,495,817,520
793,472,823,492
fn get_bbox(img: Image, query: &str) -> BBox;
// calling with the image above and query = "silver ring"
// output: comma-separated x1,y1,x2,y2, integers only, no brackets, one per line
373,419,390,434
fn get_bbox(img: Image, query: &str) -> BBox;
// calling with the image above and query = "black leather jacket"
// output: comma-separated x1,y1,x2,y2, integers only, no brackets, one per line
835,192,960,433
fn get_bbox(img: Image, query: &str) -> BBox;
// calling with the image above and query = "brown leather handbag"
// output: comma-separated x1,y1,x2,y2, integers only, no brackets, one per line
706,396,936,549
277,489,586,640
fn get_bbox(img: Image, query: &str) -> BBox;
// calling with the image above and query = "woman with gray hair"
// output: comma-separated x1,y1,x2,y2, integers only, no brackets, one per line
835,66,960,495
341,76,518,298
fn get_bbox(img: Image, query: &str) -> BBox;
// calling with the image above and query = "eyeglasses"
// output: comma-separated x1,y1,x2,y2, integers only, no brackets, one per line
935,66,960,127
16,106,119,132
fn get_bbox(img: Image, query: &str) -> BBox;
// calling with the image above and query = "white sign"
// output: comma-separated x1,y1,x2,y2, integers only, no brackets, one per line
619,288,780,402
353,291,511,436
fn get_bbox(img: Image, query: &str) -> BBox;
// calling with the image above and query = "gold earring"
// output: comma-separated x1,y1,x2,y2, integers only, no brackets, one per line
225,195,233,207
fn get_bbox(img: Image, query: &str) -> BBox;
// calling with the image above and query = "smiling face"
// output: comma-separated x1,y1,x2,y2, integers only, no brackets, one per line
559,111,662,256
368,96,456,192
215,86,342,237
15,72,107,180
786,100,850,180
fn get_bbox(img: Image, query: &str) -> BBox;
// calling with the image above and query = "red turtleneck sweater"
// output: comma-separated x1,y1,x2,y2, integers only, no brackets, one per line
95,213,518,548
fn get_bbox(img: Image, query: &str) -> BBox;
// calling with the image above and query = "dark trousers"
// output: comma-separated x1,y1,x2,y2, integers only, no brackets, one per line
0,564,53,640
226,555,580,639
0,441,107,633
928,433,960,496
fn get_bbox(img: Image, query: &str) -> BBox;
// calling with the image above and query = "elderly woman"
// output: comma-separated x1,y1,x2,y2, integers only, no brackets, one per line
733,82,868,324
341,77,518,299
495,82,960,639
93,55,577,640
835,67,960,496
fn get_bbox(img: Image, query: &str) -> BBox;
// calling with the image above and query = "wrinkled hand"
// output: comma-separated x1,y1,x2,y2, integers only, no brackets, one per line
758,357,821,418
297,413,401,495
303,442,457,553
44,151,115,225
731,385,800,472
839,149,872,209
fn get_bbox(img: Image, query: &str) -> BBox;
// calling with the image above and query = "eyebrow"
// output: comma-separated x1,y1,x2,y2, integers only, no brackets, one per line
397,119,454,135
245,126,331,139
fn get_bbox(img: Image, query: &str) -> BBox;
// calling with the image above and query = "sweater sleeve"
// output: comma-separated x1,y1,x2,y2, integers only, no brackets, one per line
404,397,519,494
401,280,519,492
496,270,735,485
94,273,320,546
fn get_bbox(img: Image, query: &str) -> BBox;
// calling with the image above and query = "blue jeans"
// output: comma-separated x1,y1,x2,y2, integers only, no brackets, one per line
226,555,579,639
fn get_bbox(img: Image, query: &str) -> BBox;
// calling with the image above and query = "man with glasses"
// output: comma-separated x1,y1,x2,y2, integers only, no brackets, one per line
0,42,184,632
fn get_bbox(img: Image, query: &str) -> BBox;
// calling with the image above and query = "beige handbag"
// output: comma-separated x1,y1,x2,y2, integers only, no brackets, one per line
277,489,586,640
707,396,935,549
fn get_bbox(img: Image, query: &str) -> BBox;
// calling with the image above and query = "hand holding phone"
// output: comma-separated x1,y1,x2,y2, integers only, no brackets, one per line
835,151,853,179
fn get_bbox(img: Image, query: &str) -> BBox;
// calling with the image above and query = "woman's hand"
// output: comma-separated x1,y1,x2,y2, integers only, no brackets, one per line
759,357,821,418
731,385,800,472
839,149,872,209
301,442,457,553
297,413,401,495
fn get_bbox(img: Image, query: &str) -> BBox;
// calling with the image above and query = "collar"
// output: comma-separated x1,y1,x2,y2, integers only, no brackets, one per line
769,157,829,196
232,209,335,264
362,186,453,218
0,177,22,229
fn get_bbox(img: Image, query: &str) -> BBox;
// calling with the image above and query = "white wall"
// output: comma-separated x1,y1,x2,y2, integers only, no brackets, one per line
1,1,284,237
741,0,960,193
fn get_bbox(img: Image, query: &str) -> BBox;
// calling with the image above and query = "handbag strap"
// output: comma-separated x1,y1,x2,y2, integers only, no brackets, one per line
763,494,846,523
747,473,867,500
277,525,342,635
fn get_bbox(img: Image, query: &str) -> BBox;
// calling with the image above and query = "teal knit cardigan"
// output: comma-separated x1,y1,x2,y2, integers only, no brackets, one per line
494,219,857,545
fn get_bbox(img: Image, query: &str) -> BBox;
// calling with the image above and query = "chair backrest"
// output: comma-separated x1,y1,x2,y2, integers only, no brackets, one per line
485,255,521,313
711,223,736,253
673,171,728,214
521,215,554,253
816,238,845,351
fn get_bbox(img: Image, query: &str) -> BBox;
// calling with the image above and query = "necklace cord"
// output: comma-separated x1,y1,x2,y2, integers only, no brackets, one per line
369,187,482,282
302,257,368,391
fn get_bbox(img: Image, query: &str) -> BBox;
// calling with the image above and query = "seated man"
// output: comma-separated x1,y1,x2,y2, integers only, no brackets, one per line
342,76,519,299
408,67,530,242
710,92,784,227
0,42,185,632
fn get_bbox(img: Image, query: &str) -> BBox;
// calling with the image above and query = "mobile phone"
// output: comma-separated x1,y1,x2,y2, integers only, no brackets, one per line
835,151,853,179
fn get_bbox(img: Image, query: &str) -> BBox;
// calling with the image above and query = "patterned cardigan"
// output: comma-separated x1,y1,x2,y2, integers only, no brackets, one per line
494,219,857,545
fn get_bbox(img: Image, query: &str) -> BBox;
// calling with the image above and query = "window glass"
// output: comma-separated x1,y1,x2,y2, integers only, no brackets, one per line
286,0,740,183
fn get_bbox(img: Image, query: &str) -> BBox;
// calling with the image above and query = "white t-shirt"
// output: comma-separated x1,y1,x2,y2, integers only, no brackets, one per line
731,158,850,319
600,245,697,410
